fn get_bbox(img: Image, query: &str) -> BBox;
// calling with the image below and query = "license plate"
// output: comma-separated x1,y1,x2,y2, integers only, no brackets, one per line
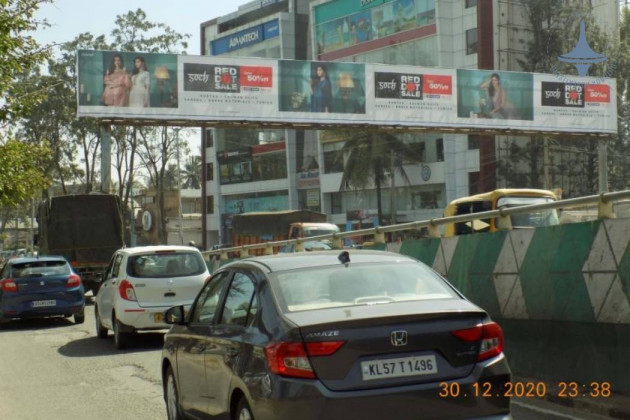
154,313,163,323
32,300,56,308
361,355,437,381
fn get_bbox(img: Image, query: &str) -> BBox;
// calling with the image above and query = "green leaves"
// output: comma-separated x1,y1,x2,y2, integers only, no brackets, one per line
0,0,52,122
0,139,50,207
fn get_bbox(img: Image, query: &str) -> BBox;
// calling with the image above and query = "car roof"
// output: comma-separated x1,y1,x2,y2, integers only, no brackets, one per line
8,256,68,264
118,245,201,256
225,250,417,273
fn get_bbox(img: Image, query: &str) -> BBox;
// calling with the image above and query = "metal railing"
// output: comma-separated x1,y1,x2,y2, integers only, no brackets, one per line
202,190,630,261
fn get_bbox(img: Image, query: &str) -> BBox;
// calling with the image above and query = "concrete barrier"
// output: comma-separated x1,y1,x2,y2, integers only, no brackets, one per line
397,219,630,394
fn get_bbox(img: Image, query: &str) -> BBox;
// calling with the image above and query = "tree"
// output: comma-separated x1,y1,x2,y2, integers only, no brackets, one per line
0,0,52,123
181,155,202,189
337,130,423,226
0,1,52,207
502,1,621,196
103,9,190,243
136,127,189,243
0,138,50,207
608,6,630,191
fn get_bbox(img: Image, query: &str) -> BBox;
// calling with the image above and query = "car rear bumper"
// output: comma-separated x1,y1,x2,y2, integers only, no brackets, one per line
0,292,85,321
249,354,511,420
115,304,191,331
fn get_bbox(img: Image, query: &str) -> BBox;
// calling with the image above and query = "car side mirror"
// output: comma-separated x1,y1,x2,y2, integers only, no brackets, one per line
165,306,186,325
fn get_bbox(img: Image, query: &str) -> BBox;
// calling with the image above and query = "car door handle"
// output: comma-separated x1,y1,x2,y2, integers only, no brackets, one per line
226,347,239,357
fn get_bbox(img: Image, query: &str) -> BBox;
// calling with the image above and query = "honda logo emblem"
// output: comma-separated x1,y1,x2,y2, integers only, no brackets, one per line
390,330,408,347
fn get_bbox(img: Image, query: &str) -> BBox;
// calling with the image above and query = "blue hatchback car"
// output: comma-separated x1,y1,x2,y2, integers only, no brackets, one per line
0,256,85,325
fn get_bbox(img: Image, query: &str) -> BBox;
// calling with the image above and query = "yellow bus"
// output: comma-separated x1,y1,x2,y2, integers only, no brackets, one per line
443,188,559,237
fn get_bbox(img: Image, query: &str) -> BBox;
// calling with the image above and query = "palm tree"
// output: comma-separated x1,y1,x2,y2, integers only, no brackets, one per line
337,130,423,226
181,155,202,189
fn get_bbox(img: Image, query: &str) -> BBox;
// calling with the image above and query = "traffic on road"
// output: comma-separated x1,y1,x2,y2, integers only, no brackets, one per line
0,246,616,420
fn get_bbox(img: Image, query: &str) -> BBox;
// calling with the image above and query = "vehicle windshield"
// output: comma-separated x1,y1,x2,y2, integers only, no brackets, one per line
496,196,559,228
11,260,70,277
269,261,458,313
127,252,206,278
303,226,340,237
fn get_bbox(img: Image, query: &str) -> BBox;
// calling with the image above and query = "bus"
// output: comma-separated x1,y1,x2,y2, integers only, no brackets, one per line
443,188,559,237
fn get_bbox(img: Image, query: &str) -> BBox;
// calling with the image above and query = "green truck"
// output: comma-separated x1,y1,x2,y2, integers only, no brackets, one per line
37,194,125,295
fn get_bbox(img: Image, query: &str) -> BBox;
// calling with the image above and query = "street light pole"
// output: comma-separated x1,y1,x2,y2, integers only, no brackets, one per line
175,127,184,245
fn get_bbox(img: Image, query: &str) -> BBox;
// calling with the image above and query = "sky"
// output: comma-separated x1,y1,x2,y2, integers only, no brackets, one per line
34,0,254,54
32,0,253,153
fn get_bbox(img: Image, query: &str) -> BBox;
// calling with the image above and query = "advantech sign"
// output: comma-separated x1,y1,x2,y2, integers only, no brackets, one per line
76,50,617,135
210,19,279,55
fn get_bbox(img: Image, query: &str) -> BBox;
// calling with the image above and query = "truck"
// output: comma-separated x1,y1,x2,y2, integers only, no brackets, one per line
229,210,340,254
37,193,125,295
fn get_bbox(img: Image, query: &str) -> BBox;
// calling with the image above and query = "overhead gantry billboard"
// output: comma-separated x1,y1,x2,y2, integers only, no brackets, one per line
76,50,617,135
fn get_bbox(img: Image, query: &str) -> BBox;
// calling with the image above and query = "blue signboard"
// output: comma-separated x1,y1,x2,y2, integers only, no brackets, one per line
211,19,280,55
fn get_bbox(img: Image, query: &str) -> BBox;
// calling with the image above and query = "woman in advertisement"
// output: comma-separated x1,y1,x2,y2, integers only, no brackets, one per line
129,56,150,108
101,54,131,107
480,73,519,119
310,64,332,113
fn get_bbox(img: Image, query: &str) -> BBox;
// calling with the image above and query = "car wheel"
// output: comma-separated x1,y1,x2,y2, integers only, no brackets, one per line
235,396,254,420
74,309,85,324
165,366,183,420
113,315,129,349
95,306,108,338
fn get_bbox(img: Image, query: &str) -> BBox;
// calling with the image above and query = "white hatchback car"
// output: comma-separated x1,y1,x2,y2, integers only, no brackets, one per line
94,245,210,349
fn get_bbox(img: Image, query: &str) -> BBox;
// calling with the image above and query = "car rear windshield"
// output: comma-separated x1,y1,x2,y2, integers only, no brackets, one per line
11,261,70,277
269,261,459,313
126,252,206,278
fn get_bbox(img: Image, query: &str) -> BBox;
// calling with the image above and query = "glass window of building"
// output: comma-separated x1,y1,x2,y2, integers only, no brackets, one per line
217,129,287,185
205,130,213,149
323,142,345,174
315,0,436,56
351,36,438,67
408,186,445,210
465,0,478,8
206,163,214,181
436,138,444,162
404,141,425,164
330,192,342,214
468,136,480,150
206,196,214,214
469,172,480,195
466,28,478,55
252,151,287,181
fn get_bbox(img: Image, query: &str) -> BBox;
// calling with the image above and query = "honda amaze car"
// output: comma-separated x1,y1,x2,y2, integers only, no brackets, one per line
161,250,511,420
0,256,85,325
94,246,210,349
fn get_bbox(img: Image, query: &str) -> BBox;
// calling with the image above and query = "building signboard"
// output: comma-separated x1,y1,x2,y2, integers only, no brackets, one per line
211,19,279,55
77,50,617,135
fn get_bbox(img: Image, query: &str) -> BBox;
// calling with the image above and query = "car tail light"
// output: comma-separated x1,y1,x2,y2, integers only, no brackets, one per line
66,274,82,288
305,341,345,356
264,341,345,379
1,278,17,292
118,279,137,301
452,322,504,361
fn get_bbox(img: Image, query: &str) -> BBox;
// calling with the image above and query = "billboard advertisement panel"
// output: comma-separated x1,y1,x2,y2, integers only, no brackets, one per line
76,50,617,134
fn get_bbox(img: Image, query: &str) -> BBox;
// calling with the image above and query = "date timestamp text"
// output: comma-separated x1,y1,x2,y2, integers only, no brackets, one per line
439,381,612,398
